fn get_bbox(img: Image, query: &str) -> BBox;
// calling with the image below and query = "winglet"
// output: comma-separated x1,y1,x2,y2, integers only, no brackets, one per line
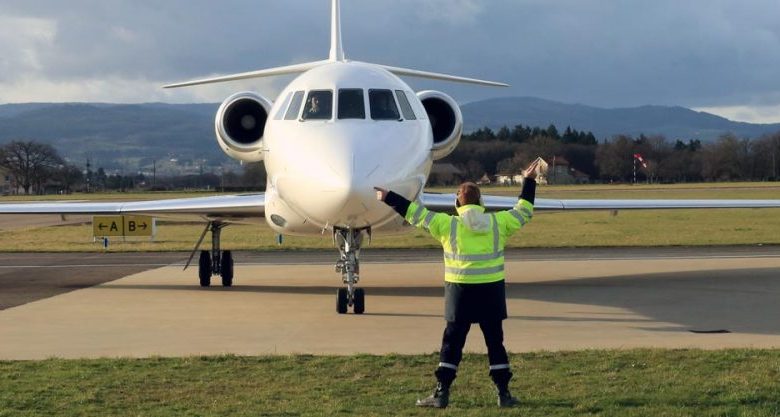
329,0,345,62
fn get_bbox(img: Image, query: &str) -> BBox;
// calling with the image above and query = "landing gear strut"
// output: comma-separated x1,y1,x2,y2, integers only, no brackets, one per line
334,227,368,314
185,221,234,287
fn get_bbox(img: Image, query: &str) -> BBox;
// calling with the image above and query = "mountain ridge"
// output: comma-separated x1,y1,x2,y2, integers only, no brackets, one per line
461,96,780,140
1,99,778,172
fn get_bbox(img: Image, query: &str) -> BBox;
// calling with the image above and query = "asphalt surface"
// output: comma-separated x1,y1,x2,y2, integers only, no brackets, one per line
1,246,780,359
0,252,185,310
2,246,777,310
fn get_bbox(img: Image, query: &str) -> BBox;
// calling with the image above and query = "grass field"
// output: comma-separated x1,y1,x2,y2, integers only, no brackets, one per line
2,185,780,417
1,182,779,251
1,350,778,416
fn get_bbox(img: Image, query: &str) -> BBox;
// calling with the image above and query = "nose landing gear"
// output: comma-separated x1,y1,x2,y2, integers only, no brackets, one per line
334,227,368,314
186,221,234,287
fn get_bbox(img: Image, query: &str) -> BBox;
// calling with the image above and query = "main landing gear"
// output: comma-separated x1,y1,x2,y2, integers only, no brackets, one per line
185,221,234,287
334,227,368,314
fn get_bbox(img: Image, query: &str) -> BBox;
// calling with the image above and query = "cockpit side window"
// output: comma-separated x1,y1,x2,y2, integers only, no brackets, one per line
369,89,400,121
302,90,333,120
338,89,365,119
273,92,293,120
284,91,305,120
395,90,417,120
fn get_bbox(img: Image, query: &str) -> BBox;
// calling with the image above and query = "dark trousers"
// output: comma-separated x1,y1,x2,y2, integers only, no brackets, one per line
436,320,510,387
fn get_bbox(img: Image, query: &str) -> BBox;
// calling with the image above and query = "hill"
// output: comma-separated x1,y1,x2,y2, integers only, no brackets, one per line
2,99,779,172
461,97,780,141
0,102,220,172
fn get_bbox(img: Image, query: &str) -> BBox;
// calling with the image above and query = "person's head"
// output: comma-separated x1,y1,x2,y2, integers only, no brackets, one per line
310,96,319,109
456,182,481,207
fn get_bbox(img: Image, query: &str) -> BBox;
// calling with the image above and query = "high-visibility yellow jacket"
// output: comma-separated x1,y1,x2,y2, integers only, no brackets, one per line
404,199,534,284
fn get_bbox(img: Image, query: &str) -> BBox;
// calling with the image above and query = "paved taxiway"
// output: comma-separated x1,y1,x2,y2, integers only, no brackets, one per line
1,247,779,359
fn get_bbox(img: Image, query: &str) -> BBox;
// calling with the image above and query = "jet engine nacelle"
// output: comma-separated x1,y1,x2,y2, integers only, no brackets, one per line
215,92,272,162
417,90,463,160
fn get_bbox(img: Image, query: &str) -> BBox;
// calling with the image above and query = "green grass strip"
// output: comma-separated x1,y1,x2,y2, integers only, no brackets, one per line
1,350,779,416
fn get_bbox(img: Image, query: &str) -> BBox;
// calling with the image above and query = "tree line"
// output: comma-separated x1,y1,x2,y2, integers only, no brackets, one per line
3,126,780,195
0,140,266,195
440,124,780,184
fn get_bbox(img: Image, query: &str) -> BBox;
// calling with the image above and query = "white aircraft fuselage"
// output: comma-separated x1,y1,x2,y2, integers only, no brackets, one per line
263,62,432,235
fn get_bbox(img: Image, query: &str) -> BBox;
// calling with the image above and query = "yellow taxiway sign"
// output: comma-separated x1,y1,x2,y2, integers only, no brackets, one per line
93,215,155,238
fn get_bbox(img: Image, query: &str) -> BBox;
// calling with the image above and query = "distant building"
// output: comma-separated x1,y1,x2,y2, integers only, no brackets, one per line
494,157,590,186
546,157,590,185
494,172,524,186
0,167,10,195
429,163,464,185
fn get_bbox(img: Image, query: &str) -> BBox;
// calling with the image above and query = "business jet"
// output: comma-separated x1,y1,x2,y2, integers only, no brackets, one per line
2,0,780,314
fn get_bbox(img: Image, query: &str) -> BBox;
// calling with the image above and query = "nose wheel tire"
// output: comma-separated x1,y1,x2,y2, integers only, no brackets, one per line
353,288,365,314
336,287,366,314
337,288,349,314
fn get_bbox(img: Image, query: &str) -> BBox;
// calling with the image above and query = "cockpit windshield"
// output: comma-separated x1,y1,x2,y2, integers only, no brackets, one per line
338,89,365,119
369,89,400,120
302,90,333,120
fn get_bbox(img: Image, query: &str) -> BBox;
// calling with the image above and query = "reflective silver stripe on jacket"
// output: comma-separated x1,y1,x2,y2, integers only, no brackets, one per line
411,205,424,225
449,217,458,254
508,209,527,226
520,206,533,218
422,212,435,230
444,251,504,261
444,265,505,276
489,364,510,371
491,213,499,253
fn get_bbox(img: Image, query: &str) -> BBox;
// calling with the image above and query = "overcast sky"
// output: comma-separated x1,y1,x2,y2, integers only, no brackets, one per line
1,0,779,123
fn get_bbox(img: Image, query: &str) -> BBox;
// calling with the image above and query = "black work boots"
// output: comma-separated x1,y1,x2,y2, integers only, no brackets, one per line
497,390,521,407
491,368,520,408
415,382,450,408
415,383,520,408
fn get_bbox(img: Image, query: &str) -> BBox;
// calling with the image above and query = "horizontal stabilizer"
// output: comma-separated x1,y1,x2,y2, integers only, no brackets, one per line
163,60,331,89
362,62,509,87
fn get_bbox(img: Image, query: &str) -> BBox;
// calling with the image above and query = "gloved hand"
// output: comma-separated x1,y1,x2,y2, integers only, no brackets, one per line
374,187,389,202
523,158,541,180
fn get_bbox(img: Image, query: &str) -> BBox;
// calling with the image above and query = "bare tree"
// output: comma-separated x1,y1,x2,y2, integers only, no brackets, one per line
595,135,634,181
57,164,84,194
700,134,747,181
0,140,64,194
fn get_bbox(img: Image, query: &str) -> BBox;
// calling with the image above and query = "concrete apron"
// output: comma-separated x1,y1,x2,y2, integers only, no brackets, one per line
1,256,780,359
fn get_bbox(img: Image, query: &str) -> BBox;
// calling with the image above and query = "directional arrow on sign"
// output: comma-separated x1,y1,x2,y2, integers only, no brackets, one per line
99,223,107,230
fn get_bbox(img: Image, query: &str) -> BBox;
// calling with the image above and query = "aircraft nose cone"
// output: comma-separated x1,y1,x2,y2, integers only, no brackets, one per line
315,174,378,225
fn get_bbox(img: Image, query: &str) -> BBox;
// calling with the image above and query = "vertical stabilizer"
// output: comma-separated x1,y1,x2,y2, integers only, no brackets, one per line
329,0,345,62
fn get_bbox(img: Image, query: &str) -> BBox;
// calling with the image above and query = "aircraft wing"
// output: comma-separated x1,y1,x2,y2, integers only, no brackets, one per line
421,192,780,212
0,194,265,224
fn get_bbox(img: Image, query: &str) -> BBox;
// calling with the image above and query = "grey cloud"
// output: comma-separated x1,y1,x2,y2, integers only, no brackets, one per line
1,0,779,116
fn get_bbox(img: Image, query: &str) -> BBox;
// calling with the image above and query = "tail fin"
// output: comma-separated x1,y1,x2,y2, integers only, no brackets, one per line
163,0,507,89
329,0,345,62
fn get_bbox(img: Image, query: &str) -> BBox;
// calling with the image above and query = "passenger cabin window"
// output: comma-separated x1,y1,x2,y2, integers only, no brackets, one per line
338,89,365,119
395,90,417,120
284,91,305,120
302,90,333,120
369,89,400,120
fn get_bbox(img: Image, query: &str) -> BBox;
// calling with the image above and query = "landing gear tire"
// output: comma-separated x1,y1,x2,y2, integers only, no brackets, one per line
198,250,211,287
353,288,365,314
221,250,234,287
336,288,349,314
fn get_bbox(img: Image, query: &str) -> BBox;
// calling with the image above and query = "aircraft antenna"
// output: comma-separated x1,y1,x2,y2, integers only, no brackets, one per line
329,0,345,62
